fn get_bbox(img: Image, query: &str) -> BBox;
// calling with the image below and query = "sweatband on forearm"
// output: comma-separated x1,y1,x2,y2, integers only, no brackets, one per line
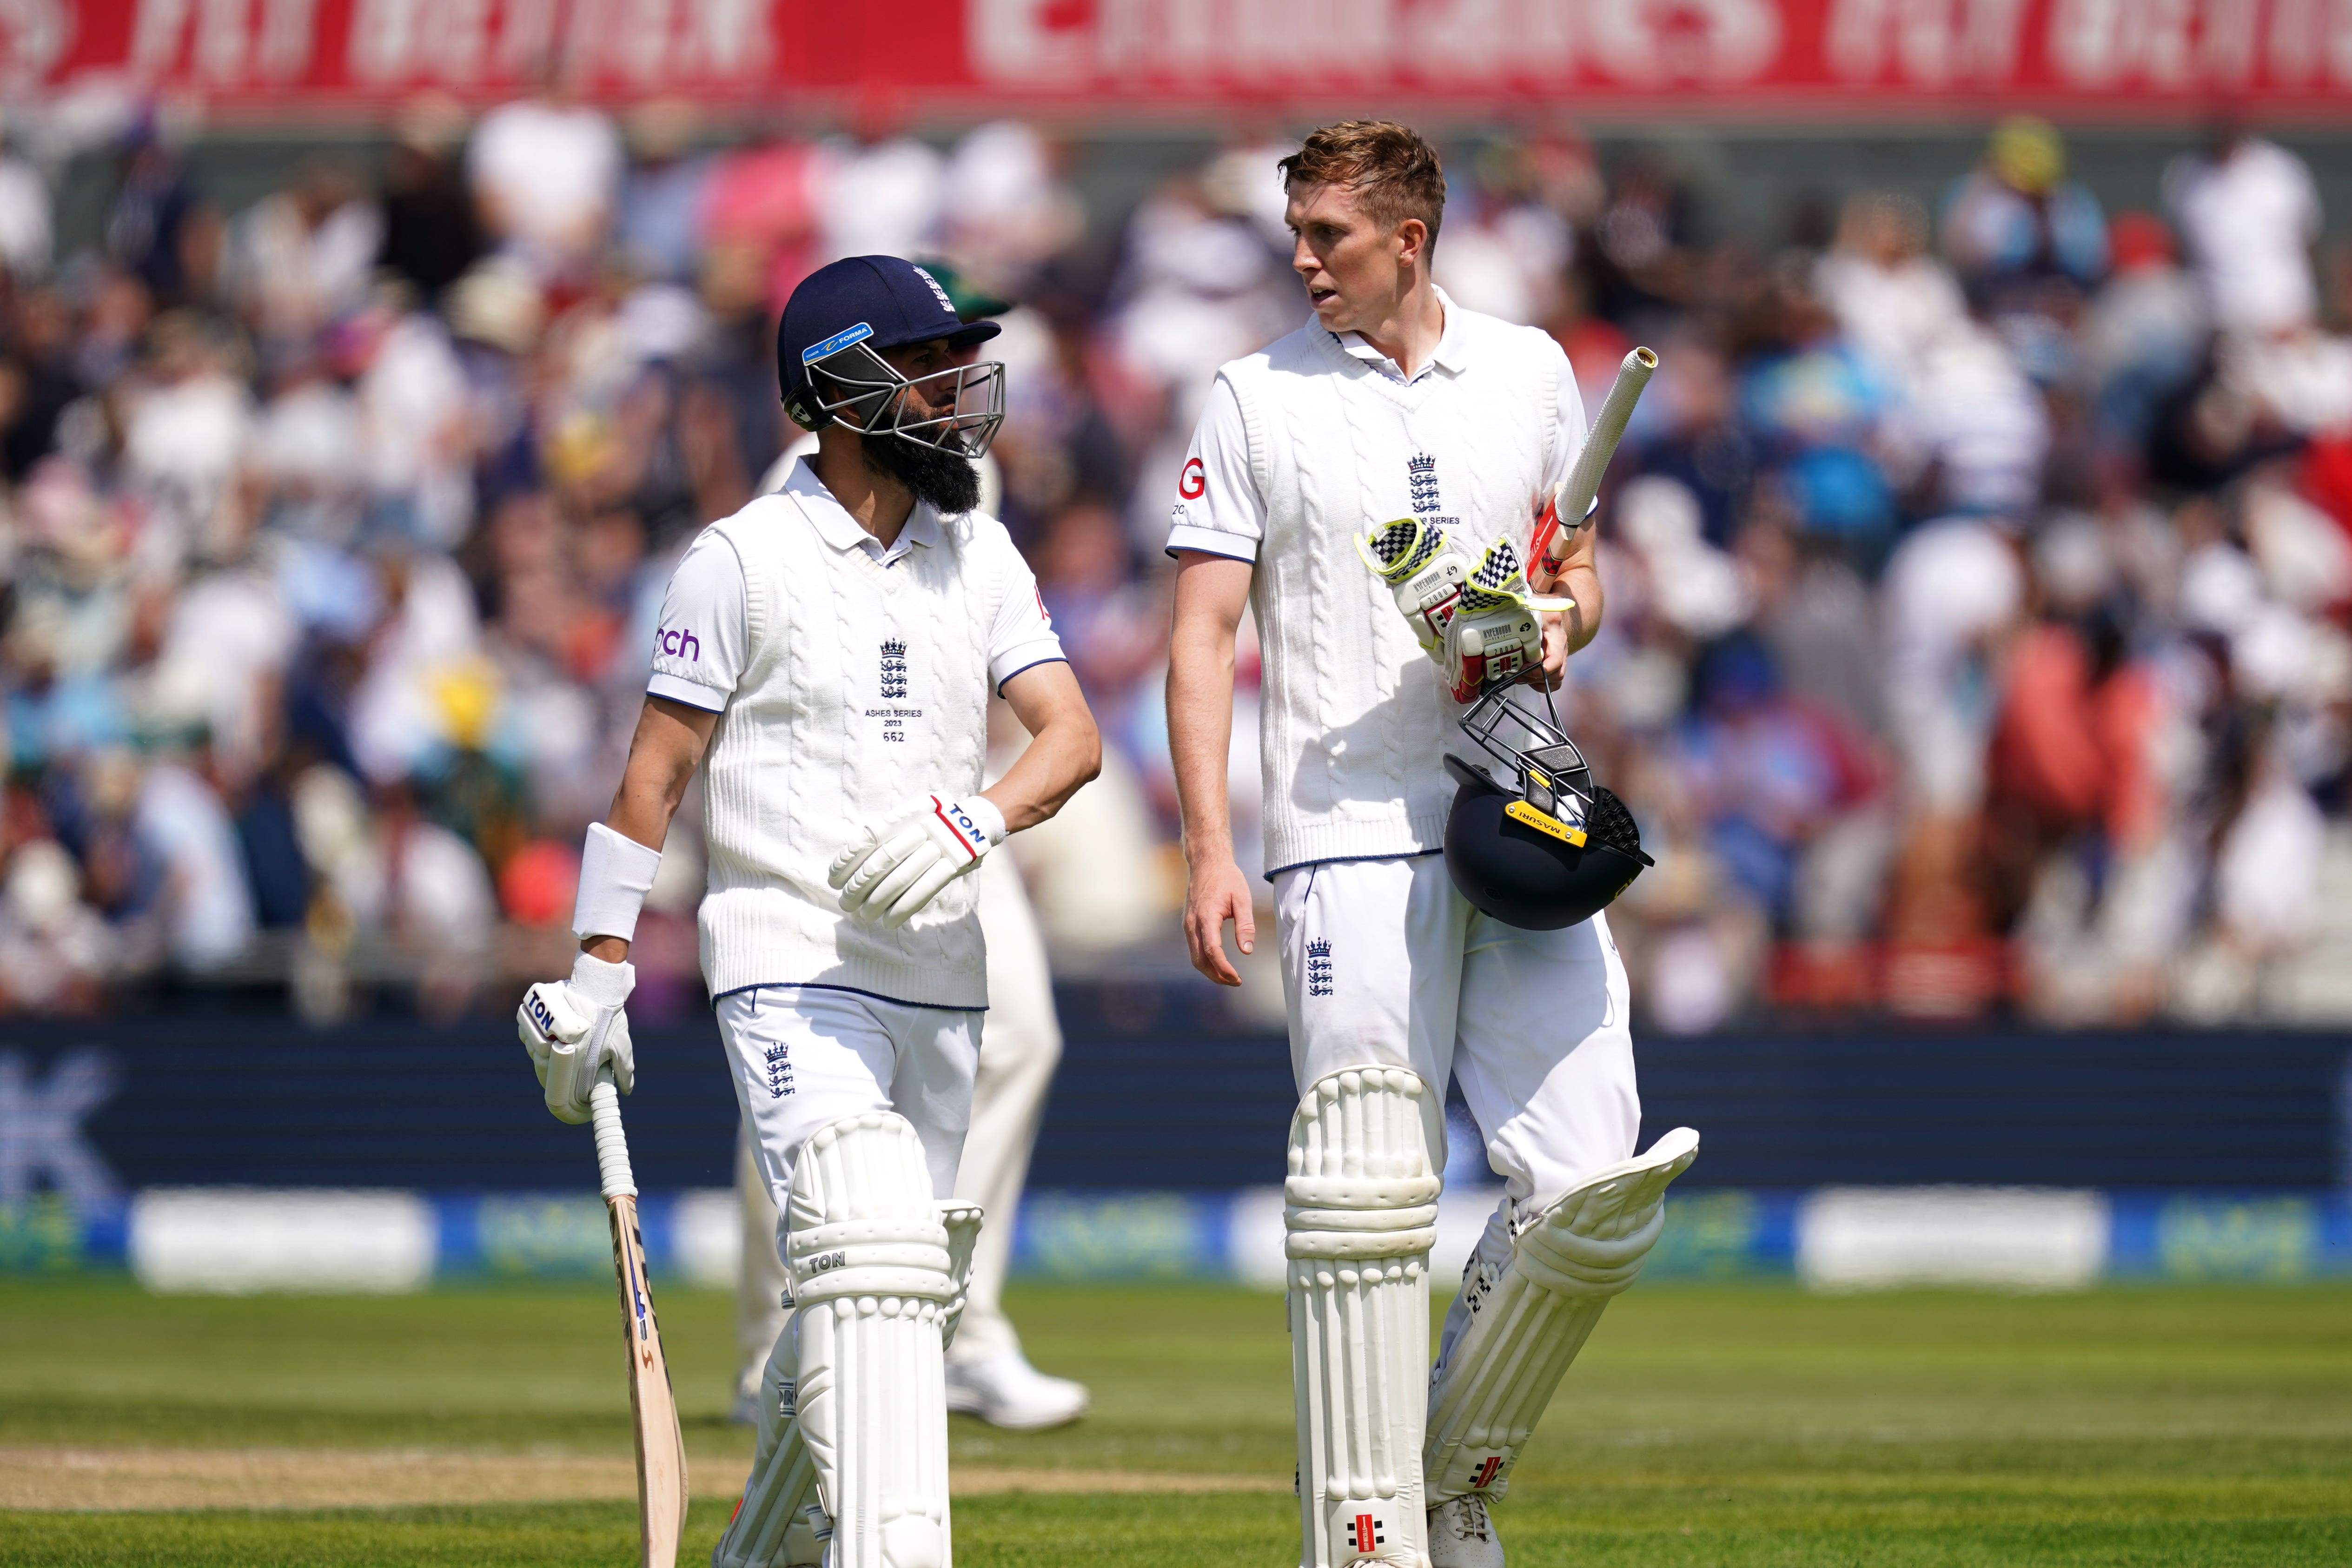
572,822,663,941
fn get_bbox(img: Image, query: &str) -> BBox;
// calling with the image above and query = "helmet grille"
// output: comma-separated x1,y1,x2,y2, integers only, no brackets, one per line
1584,786,1652,864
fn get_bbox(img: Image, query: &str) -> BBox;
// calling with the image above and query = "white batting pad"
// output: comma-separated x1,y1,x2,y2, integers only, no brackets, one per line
711,1326,823,1568
937,1201,985,1352
1287,1068,1444,1567
788,1112,958,1568
1423,1126,1698,1503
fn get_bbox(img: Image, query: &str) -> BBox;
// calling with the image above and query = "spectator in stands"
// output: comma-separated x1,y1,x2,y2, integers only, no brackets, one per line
608,100,707,291
2166,121,2325,340
0,107,2336,1033
377,96,483,305
0,125,52,282
466,66,622,281
105,119,212,306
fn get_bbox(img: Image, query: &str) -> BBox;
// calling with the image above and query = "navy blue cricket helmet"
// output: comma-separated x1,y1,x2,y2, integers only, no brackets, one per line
776,255,1006,456
1443,688,1654,931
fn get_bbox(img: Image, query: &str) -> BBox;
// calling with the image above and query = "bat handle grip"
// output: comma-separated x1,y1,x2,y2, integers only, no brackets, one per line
590,1075,637,1200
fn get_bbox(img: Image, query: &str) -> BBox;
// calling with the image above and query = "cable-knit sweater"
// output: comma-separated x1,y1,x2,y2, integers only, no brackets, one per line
695,490,1000,1007
1220,311,1561,875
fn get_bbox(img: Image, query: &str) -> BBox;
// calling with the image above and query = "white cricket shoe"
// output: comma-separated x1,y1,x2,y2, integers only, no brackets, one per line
1428,1495,1505,1568
728,1366,763,1427
943,1349,1089,1430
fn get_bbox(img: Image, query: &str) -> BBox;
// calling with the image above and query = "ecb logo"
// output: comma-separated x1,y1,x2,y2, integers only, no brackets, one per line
1306,939,1334,999
1407,452,1441,515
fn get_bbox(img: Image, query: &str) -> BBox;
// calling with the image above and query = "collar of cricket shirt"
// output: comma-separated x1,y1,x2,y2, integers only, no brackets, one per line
1325,286,1469,385
787,455,940,564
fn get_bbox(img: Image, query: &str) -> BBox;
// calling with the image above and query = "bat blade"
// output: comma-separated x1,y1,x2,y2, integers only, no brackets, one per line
608,1192,689,1568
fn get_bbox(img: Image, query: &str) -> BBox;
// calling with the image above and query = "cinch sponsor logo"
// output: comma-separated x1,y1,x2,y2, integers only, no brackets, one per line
656,626,701,661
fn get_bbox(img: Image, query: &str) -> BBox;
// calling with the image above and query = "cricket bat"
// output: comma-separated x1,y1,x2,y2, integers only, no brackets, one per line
590,1075,689,1568
1530,345,1658,587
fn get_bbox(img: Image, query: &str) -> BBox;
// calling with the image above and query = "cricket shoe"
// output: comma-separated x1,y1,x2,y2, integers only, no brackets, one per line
1428,1494,1505,1568
728,1365,763,1427
944,1349,1089,1430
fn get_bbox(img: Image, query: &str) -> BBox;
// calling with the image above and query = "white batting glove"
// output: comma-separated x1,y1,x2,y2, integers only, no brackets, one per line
830,794,1006,929
1356,517,1471,658
1443,537,1573,701
517,952,636,1125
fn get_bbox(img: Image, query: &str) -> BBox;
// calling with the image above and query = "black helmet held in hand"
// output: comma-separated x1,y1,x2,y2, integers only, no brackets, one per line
1442,687,1653,931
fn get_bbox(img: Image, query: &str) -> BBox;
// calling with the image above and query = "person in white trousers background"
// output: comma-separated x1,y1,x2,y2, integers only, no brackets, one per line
520,251,1099,1568
1165,122,1696,1568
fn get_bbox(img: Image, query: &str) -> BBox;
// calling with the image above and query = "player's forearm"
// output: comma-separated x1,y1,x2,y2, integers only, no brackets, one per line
1166,628,1239,865
604,732,702,854
981,709,1101,834
1556,562,1603,655
584,699,716,960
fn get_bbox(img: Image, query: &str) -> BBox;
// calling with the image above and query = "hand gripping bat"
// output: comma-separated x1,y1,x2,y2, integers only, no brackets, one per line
591,1074,689,1568
1530,346,1657,588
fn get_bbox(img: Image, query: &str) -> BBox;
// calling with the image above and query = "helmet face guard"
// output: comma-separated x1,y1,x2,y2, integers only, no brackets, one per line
796,336,1007,459
1444,686,1653,931
1456,686,1616,839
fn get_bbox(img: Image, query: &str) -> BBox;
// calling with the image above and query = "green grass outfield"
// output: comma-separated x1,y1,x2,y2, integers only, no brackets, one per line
2,1276,2348,1565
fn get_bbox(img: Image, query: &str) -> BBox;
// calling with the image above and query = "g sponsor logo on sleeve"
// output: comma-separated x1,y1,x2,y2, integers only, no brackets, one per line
1178,457,1206,501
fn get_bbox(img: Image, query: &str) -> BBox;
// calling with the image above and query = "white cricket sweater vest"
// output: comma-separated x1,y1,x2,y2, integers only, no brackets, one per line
1222,311,1559,876
695,491,1002,1007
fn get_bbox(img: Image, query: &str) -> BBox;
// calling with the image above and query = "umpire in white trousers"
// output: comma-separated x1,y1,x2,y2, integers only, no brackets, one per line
1166,122,1697,1568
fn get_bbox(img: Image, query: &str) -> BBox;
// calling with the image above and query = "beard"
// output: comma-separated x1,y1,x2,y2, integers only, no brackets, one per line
863,429,981,516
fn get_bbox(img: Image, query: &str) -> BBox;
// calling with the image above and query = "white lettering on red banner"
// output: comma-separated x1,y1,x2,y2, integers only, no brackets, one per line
23,0,2352,110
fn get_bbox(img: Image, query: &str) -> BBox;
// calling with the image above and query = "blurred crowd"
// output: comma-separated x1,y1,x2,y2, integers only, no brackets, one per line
0,88,2345,1031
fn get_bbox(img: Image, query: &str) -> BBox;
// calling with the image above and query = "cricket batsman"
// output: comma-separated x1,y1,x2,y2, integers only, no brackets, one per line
1165,122,1697,1568
517,253,1100,1568
735,299,1092,1429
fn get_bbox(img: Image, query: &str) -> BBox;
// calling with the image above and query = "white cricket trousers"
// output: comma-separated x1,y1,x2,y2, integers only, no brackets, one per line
718,984,981,1223
1273,853,1640,1209
736,852,1060,1389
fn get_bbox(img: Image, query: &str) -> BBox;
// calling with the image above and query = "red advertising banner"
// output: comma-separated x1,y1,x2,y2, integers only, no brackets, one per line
9,0,2352,120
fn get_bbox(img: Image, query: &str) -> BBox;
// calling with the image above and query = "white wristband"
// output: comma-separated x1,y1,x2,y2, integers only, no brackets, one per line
573,823,663,941
962,795,1007,849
